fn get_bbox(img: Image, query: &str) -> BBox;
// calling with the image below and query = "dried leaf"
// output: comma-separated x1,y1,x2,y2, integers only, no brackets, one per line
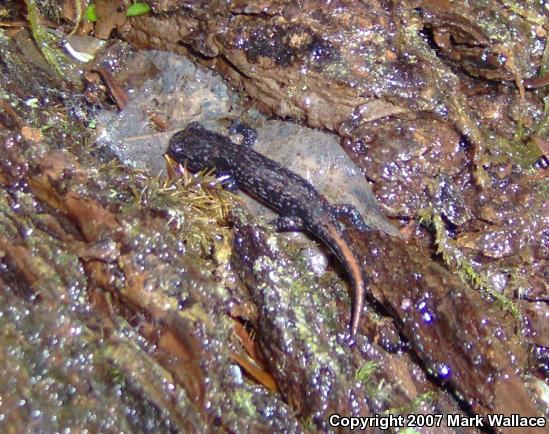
94,0,126,39
21,125,43,142
229,353,278,392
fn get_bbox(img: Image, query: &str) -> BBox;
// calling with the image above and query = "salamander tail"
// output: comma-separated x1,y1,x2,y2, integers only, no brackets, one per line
350,282,365,336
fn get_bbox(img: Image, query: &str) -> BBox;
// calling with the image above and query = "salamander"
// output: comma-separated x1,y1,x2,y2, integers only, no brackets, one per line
168,122,370,336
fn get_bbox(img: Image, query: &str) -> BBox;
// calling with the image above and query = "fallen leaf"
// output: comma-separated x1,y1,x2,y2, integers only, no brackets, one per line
94,0,126,39
21,125,43,142
230,353,279,392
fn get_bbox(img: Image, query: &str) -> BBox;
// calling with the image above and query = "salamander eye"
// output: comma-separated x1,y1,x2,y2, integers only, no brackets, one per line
168,149,194,170
168,145,184,160
168,137,190,160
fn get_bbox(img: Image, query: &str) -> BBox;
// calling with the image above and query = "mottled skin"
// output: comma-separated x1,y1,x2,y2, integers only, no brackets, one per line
169,122,369,336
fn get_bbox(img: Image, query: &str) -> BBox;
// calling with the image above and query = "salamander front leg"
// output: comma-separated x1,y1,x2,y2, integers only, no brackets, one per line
216,170,239,192
229,120,258,147
333,204,371,231
270,215,305,232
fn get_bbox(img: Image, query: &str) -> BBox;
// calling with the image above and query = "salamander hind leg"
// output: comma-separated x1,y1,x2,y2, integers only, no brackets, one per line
333,204,371,232
270,215,305,232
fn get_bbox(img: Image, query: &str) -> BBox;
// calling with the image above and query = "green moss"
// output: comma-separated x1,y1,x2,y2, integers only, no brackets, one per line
356,361,379,384
25,0,68,80
125,157,239,255
485,130,543,169
300,416,317,432
419,208,521,321
386,391,437,416
529,96,549,159
69,0,83,34
232,388,256,417
400,429,422,434
354,360,394,405
500,1,545,26
487,55,549,169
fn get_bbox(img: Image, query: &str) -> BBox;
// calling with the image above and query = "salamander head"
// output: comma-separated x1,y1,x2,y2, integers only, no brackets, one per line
168,122,217,172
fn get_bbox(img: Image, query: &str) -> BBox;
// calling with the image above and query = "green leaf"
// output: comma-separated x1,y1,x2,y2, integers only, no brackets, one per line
85,4,97,22
126,3,151,17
